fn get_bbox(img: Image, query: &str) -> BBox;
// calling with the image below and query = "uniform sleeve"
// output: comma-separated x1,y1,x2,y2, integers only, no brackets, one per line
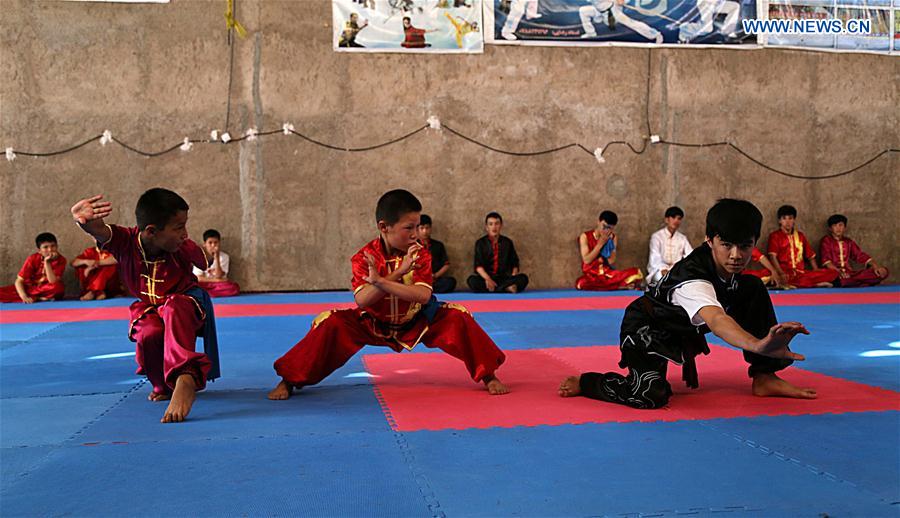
52,256,67,278
218,252,230,275
800,233,815,260
98,224,132,262
751,247,763,262
766,232,781,256
17,255,38,280
508,239,520,269
433,242,449,268
848,239,872,265
473,239,487,270
181,239,209,271
647,232,666,274
351,250,373,294
670,280,723,326
818,236,835,266
413,248,433,288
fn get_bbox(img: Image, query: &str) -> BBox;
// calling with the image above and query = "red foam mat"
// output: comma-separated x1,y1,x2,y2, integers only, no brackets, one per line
363,345,900,431
1,291,897,324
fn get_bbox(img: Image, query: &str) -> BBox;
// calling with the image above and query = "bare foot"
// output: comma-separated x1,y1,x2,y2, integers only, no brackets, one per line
148,391,171,402
96,292,107,301
558,375,581,397
161,374,197,423
484,376,510,395
815,282,833,288
505,284,518,294
267,380,295,400
80,292,96,301
752,373,817,399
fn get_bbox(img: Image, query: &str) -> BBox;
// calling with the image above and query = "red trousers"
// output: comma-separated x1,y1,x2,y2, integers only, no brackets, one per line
200,280,241,298
838,268,888,287
742,268,771,283
576,267,643,291
0,282,65,303
274,305,506,387
129,294,211,395
784,268,839,288
76,265,121,296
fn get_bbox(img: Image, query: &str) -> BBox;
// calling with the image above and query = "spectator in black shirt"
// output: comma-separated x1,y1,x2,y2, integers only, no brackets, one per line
416,214,456,293
467,212,529,293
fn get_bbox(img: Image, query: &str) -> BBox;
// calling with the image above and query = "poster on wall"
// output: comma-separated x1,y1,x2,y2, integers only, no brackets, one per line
761,0,897,53
484,0,760,46
333,0,484,53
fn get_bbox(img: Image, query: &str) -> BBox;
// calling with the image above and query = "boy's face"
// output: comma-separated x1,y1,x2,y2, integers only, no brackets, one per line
707,235,754,275
38,241,59,259
665,215,683,232
204,237,221,254
829,222,846,238
416,223,432,241
779,215,795,232
485,217,502,238
380,211,420,253
146,210,189,253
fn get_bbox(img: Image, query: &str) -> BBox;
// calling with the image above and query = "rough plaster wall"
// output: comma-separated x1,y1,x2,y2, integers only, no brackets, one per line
1,0,897,293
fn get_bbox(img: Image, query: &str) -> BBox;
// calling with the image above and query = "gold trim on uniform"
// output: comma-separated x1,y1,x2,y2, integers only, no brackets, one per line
311,310,335,329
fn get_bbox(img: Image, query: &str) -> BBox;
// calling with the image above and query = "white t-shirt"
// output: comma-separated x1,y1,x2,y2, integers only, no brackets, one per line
670,280,722,326
193,251,229,278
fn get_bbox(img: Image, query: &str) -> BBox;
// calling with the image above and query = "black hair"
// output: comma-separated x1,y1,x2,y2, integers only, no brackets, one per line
705,198,763,243
777,204,797,219
598,210,618,225
135,188,189,231
375,189,422,225
403,16,411,22
35,232,57,248
664,206,684,219
827,214,848,227
203,229,221,241
485,212,503,224
418,214,432,226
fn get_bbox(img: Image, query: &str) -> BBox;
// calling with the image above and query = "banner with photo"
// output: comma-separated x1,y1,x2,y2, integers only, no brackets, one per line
485,0,760,46
485,0,898,52
333,0,484,53
761,0,897,53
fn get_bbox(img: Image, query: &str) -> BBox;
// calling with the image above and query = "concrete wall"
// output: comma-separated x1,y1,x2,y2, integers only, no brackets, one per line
1,0,897,293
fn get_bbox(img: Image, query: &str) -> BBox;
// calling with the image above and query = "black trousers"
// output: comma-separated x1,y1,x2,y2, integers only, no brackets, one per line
467,273,529,293
433,276,457,294
579,275,792,409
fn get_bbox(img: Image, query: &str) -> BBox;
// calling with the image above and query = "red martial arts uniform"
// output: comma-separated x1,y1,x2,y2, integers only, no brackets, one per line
575,231,643,291
74,247,122,297
101,225,212,395
741,247,772,283
766,229,838,288
819,235,887,287
0,253,67,303
274,237,506,387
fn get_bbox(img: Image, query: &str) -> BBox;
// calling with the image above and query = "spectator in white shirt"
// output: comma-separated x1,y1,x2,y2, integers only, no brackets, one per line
647,206,693,285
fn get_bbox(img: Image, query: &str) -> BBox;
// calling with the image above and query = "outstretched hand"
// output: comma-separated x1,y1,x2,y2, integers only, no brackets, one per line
755,322,809,361
71,195,112,225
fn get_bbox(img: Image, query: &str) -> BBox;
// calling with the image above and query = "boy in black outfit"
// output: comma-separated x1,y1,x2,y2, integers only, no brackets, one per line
416,214,456,293
559,199,816,408
467,212,529,293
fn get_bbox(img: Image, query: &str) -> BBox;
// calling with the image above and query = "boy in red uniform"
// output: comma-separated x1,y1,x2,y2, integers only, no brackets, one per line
0,233,67,303
819,214,889,287
575,210,643,291
766,205,838,288
72,246,121,300
269,189,508,400
71,189,219,423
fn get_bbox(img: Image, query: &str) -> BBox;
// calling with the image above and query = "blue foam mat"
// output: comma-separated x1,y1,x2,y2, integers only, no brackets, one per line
400,421,897,517
0,432,430,517
1,393,129,447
